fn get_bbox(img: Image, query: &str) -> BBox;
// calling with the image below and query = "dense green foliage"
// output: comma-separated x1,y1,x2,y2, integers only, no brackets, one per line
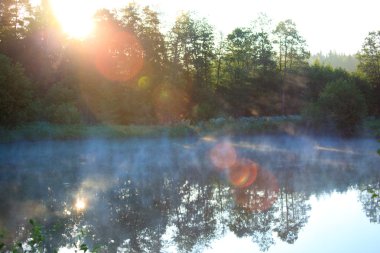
0,54,34,127
303,79,367,136
357,31,380,115
0,1,379,136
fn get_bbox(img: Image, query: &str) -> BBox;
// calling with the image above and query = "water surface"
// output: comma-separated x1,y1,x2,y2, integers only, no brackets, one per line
0,135,379,252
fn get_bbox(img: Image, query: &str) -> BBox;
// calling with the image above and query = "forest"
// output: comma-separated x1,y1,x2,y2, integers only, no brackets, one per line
1,0,380,136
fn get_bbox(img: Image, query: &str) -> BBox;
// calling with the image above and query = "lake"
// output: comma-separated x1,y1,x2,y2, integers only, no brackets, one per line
0,135,379,252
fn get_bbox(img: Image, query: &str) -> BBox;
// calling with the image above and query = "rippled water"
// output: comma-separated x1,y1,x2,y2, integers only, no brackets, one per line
0,135,379,252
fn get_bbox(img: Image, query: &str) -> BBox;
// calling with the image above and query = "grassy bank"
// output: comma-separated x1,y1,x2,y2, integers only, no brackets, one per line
0,122,196,143
1,116,379,143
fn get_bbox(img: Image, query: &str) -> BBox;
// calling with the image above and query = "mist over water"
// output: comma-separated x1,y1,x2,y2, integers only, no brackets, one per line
0,135,379,252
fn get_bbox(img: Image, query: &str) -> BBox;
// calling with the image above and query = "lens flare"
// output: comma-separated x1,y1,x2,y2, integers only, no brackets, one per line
94,31,144,81
210,141,237,170
233,167,279,212
228,159,258,188
138,76,151,89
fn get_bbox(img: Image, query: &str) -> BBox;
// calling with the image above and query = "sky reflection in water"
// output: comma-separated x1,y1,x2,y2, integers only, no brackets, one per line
0,135,379,252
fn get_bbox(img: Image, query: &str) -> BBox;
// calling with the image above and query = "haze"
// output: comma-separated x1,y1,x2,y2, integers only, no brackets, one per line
32,0,380,54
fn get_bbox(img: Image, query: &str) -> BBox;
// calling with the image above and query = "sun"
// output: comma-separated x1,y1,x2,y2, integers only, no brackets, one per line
49,0,97,39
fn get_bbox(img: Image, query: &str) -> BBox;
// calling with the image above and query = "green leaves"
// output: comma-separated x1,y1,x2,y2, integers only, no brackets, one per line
80,243,89,252
303,79,367,136
28,219,44,251
357,31,380,87
274,19,310,72
367,188,379,199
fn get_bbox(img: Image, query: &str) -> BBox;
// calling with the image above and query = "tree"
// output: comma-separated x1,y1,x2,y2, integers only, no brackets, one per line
119,2,142,35
357,31,380,115
359,182,380,224
357,31,380,88
44,78,81,124
273,20,309,115
167,12,196,86
223,27,254,85
305,62,351,102
0,0,33,58
192,18,215,88
17,0,64,89
217,23,278,117
166,13,217,121
251,14,277,75
309,51,358,72
0,54,34,127
274,168,311,244
140,6,167,75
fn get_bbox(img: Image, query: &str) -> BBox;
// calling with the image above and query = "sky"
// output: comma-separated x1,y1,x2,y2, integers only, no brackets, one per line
33,0,380,54
204,191,380,253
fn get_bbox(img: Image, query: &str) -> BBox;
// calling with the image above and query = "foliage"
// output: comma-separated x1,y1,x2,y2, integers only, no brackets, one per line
0,54,34,127
274,20,310,73
44,81,81,124
357,31,380,88
305,62,351,102
27,219,45,252
367,187,379,199
0,220,94,253
357,31,380,115
273,19,310,114
46,103,81,124
303,79,367,136
0,1,379,131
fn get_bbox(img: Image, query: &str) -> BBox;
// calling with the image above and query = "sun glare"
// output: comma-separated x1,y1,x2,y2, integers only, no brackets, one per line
49,0,96,39
74,197,87,211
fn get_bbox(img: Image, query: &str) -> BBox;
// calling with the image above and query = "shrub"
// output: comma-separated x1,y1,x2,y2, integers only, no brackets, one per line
303,79,367,136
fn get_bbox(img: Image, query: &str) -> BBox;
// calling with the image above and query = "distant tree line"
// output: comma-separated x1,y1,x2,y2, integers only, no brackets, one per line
309,51,358,72
0,1,379,135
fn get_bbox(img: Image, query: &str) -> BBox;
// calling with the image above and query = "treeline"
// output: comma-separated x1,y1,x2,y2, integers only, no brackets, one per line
0,1,379,135
309,51,358,72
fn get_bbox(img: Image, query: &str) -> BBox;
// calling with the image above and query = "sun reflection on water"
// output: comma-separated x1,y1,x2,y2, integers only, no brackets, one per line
74,197,87,212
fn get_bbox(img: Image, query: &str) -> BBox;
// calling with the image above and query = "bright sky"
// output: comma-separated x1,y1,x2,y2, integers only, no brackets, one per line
32,0,380,54
204,191,380,253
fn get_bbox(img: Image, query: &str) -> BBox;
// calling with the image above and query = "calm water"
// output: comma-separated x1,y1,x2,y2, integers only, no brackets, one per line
0,135,379,252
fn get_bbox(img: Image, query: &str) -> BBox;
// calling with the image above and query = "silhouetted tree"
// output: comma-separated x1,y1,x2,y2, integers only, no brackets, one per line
273,20,309,115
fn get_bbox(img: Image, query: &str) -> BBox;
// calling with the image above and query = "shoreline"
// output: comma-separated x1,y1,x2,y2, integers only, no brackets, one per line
0,116,379,143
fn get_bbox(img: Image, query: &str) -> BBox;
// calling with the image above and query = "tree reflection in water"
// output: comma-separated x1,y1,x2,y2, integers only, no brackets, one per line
0,137,379,252
359,181,380,224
